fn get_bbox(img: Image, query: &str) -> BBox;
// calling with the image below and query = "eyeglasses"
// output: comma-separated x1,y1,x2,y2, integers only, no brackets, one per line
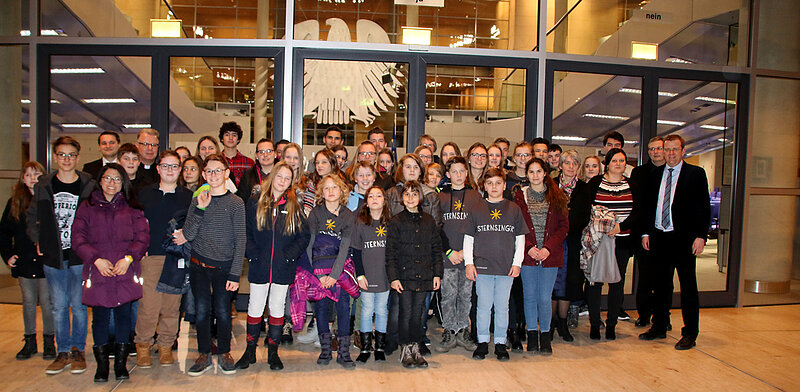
101,176,122,183
55,152,78,160
514,153,532,158
204,168,225,176
358,151,376,156
137,141,159,148
648,146,664,151
182,166,198,172
256,149,274,155
664,148,682,153
470,153,487,159
159,163,180,170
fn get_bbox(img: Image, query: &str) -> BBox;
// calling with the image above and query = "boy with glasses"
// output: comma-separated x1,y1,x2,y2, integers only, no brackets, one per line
27,136,96,375
237,138,276,201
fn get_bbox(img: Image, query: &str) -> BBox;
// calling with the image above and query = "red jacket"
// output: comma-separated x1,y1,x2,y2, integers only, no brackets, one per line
513,187,569,268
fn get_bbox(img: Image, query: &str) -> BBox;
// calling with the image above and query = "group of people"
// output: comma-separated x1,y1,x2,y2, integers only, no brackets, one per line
0,122,710,381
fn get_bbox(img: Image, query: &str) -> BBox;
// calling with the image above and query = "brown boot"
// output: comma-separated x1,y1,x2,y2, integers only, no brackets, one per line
158,345,174,366
70,348,87,374
135,343,152,368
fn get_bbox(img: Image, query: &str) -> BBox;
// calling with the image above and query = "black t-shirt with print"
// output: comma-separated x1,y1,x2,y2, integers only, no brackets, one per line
351,218,389,292
439,187,483,270
466,199,528,276
51,175,82,260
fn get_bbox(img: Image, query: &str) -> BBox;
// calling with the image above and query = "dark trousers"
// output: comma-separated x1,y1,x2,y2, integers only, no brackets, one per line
634,247,657,322
586,236,632,328
565,235,586,302
507,276,525,329
397,290,427,345
92,303,132,346
314,296,351,336
190,263,232,354
650,230,700,339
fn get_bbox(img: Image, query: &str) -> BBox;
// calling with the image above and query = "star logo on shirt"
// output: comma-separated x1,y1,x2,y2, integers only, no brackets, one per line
453,199,463,211
490,208,502,220
375,225,386,237
325,219,336,230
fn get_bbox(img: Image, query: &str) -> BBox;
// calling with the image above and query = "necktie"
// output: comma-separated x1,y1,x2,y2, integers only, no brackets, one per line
661,168,674,228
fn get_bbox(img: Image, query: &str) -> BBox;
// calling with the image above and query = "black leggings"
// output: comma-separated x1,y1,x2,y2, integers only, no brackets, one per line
586,236,632,328
397,290,427,345
92,303,132,346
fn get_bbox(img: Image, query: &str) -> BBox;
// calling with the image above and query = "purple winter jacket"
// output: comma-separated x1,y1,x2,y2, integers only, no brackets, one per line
72,190,149,308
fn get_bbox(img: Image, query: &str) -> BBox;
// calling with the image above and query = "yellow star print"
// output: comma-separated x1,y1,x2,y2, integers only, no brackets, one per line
325,219,336,230
375,225,387,237
490,208,502,220
453,199,463,211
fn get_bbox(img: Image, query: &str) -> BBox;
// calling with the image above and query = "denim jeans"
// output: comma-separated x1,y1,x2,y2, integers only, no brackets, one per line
44,260,88,353
315,295,351,336
360,291,390,333
520,265,559,332
189,263,232,354
19,277,55,336
92,303,132,346
440,268,472,332
475,274,514,345
397,290,427,344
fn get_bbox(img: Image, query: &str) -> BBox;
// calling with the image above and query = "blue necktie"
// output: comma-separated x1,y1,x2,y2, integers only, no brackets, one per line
662,168,674,229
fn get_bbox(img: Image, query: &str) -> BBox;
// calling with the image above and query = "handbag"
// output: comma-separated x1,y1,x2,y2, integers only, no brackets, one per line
588,234,621,284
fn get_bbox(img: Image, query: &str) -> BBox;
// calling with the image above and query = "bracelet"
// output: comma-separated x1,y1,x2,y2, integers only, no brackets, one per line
445,249,453,257
124,255,133,264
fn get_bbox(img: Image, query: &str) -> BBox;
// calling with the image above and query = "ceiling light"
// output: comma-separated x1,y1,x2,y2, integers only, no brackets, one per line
22,99,61,104
61,124,98,128
82,98,136,104
582,113,629,121
20,29,65,36
657,119,686,126
631,42,658,60
552,136,587,142
695,96,736,105
402,26,432,46
51,68,105,74
21,124,30,128
666,56,694,64
151,19,183,38
717,138,728,142
123,124,152,128
701,124,728,131
618,88,678,97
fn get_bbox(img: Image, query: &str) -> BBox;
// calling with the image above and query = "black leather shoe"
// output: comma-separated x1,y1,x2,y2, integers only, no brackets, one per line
674,336,696,350
638,329,667,340
635,318,650,327
472,343,488,360
494,344,510,361
589,326,601,340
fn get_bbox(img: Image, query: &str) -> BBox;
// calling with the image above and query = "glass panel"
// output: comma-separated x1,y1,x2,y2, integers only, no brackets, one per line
49,55,151,168
741,195,800,306
169,56,275,154
749,77,800,188
756,0,800,72
302,59,407,154
656,79,737,292
547,0,749,67
0,0,26,37
293,0,521,50
40,0,284,39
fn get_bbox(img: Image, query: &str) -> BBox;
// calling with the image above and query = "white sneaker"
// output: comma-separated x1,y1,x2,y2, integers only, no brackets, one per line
296,323,319,344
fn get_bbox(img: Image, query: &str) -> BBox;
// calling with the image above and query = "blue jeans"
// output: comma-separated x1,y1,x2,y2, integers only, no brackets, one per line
475,274,514,345
44,260,88,353
521,265,559,332
360,291,390,333
189,263,232,354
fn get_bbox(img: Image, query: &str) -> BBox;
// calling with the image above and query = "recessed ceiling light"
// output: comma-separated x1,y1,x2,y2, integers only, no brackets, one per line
61,124,98,128
717,138,728,142
582,113,629,121
82,98,136,104
617,88,678,97
123,124,152,128
51,68,105,74
657,119,686,126
21,124,30,128
21,99,61,104
695,96,736,105
701,125,728,131
20,29,65,36
552,135,587,142
666,56,695,64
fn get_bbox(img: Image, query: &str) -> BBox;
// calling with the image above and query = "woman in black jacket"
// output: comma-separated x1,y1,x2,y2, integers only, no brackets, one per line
236,162,309,371
0,162,55,360
386,181,443,369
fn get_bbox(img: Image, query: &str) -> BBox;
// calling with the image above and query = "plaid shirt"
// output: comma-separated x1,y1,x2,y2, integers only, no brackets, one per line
225,151,255,186
289,260,360,331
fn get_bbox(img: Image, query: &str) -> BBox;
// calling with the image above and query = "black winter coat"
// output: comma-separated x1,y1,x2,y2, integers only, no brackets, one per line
385,209,443,292
245,197,310,285
0,198,44,278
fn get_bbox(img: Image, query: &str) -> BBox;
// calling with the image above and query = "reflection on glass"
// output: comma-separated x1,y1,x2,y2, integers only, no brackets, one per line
302,59,407,147
171,57,275,142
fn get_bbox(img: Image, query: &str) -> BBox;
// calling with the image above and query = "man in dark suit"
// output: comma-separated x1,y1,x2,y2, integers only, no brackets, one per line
639,134,710,350
630,136,665,328
81,130,120,179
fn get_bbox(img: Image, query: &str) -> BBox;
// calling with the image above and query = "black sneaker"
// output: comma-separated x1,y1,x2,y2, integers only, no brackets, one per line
618,310,631,321
418,342,431,357
187,353,213,377
218,353,237,375
494,344,510,361
472,342,489,360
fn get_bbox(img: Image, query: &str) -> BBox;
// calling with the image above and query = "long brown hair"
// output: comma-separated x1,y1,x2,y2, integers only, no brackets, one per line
10,162,45,221
256,161,304,235
526,158,569,216
358,186,390,226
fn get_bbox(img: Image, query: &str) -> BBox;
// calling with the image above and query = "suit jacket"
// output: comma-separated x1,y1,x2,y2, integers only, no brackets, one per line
82,158,106,180
642,161,710,242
